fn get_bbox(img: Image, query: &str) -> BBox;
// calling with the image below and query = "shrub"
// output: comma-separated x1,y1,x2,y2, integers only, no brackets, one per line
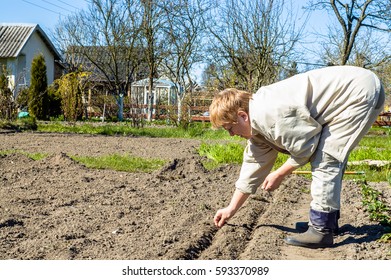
29,54,48,120
0,65,17,120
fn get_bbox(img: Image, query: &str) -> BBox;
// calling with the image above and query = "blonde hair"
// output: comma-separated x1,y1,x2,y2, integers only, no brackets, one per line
209,88,252,129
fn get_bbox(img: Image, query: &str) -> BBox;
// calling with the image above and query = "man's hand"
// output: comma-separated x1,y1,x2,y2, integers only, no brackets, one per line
213,207,235,228
213,189,250,228
262,161,296,191
261,170,284,192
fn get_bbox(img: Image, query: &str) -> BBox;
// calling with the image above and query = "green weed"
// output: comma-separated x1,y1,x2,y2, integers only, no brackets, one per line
361,183,391,225
360,182,391,242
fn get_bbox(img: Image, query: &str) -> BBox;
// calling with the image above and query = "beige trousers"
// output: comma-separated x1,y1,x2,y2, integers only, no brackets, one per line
310,77,385,212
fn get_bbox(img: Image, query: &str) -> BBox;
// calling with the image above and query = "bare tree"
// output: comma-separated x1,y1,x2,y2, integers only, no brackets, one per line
205,0,305,92
160,0,208,124
54,0,144,121
140,0,167,121
307,0,391,66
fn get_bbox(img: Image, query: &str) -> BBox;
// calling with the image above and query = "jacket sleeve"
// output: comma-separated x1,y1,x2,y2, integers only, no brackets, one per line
235,138,278,194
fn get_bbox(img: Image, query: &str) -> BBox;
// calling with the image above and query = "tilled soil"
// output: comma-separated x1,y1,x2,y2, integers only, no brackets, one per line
0,132,390,260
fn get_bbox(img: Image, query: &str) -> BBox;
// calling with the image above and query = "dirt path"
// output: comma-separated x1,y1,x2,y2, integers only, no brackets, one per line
0,132,390,260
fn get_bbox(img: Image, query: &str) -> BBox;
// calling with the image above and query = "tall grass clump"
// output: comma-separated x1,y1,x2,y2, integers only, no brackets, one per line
198,142,244,169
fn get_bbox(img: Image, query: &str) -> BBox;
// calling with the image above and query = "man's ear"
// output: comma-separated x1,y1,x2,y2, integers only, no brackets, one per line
237,110,249,122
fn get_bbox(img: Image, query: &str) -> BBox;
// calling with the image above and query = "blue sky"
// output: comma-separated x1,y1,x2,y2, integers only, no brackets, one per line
1,0,331,77
1,0,329,41
1,0,89,32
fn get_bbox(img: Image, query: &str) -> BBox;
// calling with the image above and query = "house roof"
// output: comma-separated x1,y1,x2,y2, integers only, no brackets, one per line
0,23,62,60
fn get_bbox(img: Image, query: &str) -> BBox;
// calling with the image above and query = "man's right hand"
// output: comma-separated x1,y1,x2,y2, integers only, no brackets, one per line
213,207,235,228
214,189,250,228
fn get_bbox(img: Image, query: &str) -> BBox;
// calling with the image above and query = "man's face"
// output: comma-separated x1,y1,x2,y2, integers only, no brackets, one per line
222,111,252,139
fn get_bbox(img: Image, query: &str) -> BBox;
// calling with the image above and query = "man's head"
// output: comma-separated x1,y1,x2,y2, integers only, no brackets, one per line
209,88,253,139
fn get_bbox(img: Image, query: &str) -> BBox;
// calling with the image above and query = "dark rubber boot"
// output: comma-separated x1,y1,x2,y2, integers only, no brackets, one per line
284,226,333,248
295,210,340,235
284,209,338,248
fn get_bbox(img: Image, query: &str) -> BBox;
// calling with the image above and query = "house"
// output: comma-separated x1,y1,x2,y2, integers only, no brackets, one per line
65,45,149,93
0,23,63,97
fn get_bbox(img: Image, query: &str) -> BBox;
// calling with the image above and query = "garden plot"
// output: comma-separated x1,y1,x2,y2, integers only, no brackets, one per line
0,133,390,260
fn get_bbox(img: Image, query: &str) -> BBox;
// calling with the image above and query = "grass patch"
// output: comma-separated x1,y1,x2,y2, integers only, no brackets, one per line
196,131,391,182
349,138,391,161
37,121,231,140
0,117,37,131
347,135,391,182
198,142,245,169
0,149,166,173
71,154,166,173
0,149,47,160
26,152,48,161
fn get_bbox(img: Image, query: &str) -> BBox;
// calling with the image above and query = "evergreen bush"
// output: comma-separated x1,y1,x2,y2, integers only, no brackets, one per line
29,54,48,120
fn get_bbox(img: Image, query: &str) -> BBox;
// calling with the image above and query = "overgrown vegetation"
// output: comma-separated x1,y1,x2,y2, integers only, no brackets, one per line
360,182,391,242
198,142,244,169
55,71,91,122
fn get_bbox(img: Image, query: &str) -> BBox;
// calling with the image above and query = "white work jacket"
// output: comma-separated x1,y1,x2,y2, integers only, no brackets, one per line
236,66,383,194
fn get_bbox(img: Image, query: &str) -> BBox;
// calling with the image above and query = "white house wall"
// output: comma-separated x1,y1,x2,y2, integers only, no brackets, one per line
16,54,27,87
20,31,55,86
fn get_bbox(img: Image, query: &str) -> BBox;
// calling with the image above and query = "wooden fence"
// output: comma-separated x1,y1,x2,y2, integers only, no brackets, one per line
88,104,211,122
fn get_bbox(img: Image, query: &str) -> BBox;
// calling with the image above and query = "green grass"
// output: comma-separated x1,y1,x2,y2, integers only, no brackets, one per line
0,149,165,173
5,121,391,182
37,121,231,140
196,130,391,183
71,154,166,173
346,134,391,182
0,149,47,160
0,117,38,131
198,142,245,169
349,136,391,161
